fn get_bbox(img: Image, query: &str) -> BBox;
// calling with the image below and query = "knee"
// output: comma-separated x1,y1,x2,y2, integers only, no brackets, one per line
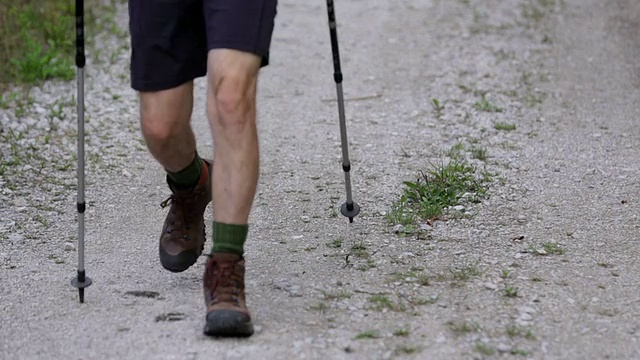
211,73,257,129
140,108,177,146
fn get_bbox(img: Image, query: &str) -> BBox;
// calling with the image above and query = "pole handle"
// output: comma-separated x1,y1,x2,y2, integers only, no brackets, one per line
76,0,85,68
326,0,343,84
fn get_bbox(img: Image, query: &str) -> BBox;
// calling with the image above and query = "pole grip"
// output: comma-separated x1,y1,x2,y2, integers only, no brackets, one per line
326,0,343,84
76,0,85,68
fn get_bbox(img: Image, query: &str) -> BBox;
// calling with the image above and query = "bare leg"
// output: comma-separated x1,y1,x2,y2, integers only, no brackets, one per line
138,81,212,273
139,81,197,172
206,49,262,225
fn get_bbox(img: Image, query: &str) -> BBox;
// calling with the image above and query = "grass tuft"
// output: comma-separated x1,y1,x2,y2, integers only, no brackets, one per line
390,159,490,223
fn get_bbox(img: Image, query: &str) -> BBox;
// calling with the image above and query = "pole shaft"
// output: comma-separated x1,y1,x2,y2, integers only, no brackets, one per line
327,0,354,208
76,0,86,273
335,83,353,206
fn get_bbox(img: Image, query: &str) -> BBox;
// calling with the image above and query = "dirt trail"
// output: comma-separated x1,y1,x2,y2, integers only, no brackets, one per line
1,0,640,359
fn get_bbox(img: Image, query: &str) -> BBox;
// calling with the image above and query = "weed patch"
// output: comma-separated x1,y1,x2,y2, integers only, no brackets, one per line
474,96,503,112
389,160,490,224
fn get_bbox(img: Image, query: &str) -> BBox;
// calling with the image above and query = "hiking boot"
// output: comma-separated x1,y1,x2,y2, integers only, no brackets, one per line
202,253,254,337
158,160,212,272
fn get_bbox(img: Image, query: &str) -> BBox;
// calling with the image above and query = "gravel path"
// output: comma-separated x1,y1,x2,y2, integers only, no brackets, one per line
1,0,639,359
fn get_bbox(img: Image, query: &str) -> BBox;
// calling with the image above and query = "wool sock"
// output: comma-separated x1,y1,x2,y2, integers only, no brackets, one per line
212,222,248,256
167,152,203,189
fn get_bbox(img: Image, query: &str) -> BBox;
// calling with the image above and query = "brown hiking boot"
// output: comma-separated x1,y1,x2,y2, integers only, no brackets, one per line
158,160,212,272
202,253,254,337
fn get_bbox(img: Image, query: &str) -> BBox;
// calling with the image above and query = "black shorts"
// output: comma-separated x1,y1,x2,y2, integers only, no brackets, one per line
128,0,278,91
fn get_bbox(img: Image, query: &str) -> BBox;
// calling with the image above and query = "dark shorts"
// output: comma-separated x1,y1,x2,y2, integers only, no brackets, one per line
128,0,278,91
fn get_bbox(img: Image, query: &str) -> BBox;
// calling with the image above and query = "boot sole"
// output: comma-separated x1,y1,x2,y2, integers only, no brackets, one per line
203,310,254,337
159,246,200,273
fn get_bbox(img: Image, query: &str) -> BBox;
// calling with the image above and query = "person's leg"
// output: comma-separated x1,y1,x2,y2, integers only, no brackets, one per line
201,0,277,337
208,49,261,236
128,0,211,272
139,82,197,175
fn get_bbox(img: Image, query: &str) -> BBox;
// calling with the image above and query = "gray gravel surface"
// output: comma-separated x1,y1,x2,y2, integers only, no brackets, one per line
1,0,639,359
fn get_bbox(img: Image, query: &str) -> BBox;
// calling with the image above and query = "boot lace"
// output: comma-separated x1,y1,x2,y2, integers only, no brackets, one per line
160,189,202,237
206,259,241,306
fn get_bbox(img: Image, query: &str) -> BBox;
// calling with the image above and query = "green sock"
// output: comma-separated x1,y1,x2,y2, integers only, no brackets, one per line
212,222,248,256
167,152,203,189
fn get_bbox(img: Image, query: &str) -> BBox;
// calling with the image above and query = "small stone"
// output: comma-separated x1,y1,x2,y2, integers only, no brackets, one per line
497,344,512,353
12,197,27,207
518,306,536,314
485,282,497,290
453,205,465,211
122,169,132,177
292,235,304,240
300,216,310,223
420,224,433,231
64,242,76,252
392,224,404,233
536,249,547,255
8,233,24,245
519,313,533,321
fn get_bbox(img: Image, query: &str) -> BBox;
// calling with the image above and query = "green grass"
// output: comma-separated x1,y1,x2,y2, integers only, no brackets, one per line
494,122,517,131
474,96,503,112
447,320,480,334
474,342,495,356
326,238,343,248
0,0,123,88
369,295,404,311
395,344,420,355
390,159,490,223
354,330,380,340
0,1,77,86
531,242,565,255
470,147,488,161
393,328,410,337
504,287,519,298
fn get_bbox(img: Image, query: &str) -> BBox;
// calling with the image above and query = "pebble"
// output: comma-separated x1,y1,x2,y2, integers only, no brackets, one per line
12,198,27,207
392,224,404,233
300,216,310,223
519,313,533,321
453,205,465,211
8,233,24,245
485,282,497,290
122,169,132,177
64,242,76,252
497,344,512,353
518,306,536,314
420,224,433,231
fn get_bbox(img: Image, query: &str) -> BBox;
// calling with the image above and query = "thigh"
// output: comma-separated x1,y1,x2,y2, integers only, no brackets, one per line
204,0,278,68
128,0,208,92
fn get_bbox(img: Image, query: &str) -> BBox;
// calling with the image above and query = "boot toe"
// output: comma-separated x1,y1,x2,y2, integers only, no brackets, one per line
159,247,199,273
204,310,254,337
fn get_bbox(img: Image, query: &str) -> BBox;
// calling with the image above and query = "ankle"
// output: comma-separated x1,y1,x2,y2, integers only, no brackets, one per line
166,152,205,189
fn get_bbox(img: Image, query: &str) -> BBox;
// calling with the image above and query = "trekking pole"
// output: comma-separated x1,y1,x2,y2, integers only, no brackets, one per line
325,0,360,223
71,0,92,303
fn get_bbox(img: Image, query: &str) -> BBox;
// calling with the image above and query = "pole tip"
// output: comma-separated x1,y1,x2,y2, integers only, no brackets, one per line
71,274,92,303
340,201,360,222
